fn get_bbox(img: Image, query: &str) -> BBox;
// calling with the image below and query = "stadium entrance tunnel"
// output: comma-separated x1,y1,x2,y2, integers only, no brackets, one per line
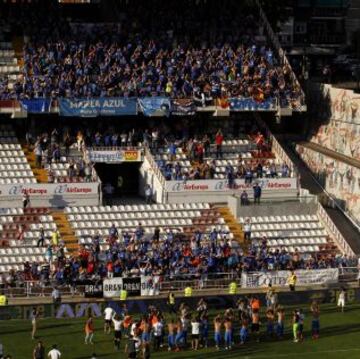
95,163,141,198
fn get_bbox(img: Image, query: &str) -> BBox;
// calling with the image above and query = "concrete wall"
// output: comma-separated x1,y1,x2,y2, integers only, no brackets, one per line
139,156,165,203
166,188,298,204
231,199,318,220
297,144,360,223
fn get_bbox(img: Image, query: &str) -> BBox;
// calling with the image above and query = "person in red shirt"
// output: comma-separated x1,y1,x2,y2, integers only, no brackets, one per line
255,132,265,153
215,130,224,159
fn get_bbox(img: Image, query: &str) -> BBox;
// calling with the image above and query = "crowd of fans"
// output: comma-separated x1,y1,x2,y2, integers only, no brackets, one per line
0,221,353,290
154,130,292,181
0,1,303,107
30,129,95,183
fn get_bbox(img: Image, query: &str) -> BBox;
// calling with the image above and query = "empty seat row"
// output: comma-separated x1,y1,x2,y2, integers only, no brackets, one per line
0,178,37,184
65,203,210,214
0,50,15,57
252,229,328,239
239,214,319,224
251,222,322,231
68,210,202,222
0,144,21,150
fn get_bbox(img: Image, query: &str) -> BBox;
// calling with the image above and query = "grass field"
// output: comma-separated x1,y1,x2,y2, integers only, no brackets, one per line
1,303,360,358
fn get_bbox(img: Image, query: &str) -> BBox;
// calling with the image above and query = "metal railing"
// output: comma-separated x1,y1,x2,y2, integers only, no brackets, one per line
2,268,358,298
317,202,356,257
144,147,166,187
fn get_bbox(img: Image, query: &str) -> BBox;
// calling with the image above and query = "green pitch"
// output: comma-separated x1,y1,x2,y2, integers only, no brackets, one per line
1,303,360,358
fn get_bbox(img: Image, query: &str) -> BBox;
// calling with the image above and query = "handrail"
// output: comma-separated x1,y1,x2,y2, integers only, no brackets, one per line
317,201,356,257
144,147,166,187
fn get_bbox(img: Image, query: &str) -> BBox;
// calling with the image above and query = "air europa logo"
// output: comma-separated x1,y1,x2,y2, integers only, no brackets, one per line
55,184,92,194
214,181,227,190
8,185,23,196
55,184,67,194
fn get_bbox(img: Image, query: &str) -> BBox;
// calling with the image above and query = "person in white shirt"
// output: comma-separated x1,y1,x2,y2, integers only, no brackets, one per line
243,218,252,241
145,185,152,204
337,288,346,312
130,322,137,337
112,314,123,351
152,320,164,351
48,344,61,359
191,316,200,351
104,307,115,334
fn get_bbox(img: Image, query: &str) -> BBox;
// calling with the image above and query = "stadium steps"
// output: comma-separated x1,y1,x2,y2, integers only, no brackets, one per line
51,210,79,253
217,207,245,245
22,145,48,183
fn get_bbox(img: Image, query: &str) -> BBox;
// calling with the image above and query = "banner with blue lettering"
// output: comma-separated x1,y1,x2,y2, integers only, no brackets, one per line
59,97,137,117
229,97,276,111
138,97,171,117
21,99,52,113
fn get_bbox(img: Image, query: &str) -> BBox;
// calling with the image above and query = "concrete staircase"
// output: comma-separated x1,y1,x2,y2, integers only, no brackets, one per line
22,145,48,183
51,210,78,254
217,207,245,248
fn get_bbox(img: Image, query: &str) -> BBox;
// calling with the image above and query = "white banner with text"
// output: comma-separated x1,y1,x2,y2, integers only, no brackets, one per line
241,269,339,288
0,182,99,198
166,178,297,193
103,276,159,298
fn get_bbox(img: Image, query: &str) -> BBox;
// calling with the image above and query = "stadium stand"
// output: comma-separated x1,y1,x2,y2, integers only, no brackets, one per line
238,215,332,254
0,125,36,184
0,207,63,274
153,135,291,181
66,203,232,240
0,1,303,109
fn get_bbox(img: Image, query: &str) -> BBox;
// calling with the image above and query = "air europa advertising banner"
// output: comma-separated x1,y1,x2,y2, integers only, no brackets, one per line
0,183,98,197
165,178,297,192
59,97,137,117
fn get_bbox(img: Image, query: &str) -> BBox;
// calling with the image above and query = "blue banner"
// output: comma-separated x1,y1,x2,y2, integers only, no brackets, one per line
21,99,52,113
229,97,276,111
59,97,137,117
138,97,171,117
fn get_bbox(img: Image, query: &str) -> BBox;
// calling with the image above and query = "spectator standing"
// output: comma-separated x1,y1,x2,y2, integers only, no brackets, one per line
145,185,152,204
240,190,248,206
253,183,262,204
167,291,176,314
215,130,224,159
287,271,297,291
84,164,92,182
23,192,30,209
51,287,61,305
34,142,42,168
37,227,45,247
243,218,252,241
